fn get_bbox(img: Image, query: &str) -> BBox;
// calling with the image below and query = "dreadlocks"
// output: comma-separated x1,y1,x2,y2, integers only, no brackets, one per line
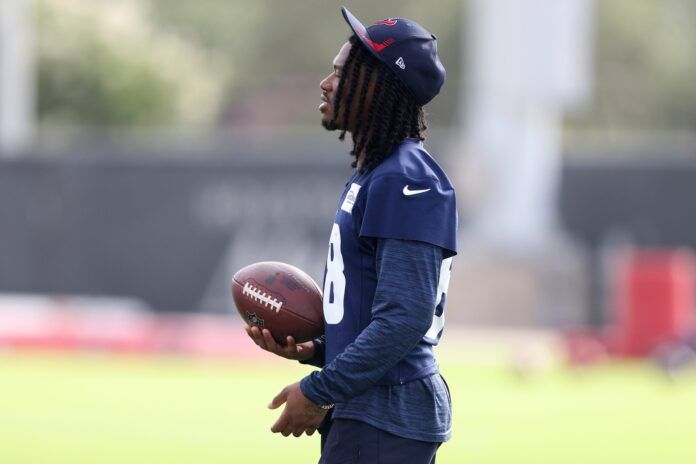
331,36,427,170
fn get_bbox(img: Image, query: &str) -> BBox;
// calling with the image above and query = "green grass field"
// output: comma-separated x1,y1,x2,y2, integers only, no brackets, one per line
0,345,695,464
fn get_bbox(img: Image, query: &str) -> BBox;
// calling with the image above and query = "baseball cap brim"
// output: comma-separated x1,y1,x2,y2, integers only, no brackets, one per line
341,6,382,62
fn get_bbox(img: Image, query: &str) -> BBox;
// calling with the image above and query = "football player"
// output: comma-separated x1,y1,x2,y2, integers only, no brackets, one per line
246,7,457,463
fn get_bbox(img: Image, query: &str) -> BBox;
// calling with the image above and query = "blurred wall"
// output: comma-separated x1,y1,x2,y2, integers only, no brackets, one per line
2,132,696,326
0,135,352,312
0,133,460,313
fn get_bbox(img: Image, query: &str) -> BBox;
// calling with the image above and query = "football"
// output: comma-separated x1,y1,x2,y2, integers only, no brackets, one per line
231,261,324,344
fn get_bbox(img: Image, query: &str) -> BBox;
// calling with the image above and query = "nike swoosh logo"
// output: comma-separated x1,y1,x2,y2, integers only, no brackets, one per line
403,185,431,196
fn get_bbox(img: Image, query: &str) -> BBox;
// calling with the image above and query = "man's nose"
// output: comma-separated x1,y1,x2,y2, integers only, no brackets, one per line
320,75,332,92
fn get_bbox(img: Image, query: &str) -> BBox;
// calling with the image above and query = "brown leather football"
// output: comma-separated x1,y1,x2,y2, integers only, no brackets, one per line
231,261,323,344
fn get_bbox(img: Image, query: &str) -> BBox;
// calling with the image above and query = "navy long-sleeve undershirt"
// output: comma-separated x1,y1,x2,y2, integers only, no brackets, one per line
299,237,452,442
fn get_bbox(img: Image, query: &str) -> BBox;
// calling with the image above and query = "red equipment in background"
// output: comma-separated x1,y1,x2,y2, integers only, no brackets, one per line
613,248,696,357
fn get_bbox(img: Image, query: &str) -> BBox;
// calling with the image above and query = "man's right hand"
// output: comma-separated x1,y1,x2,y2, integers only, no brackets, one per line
245,326,315,362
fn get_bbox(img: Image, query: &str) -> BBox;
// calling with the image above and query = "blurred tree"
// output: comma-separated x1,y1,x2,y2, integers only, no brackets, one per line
34,0,696,133
568,0,696,132
37,0,228,127
145,0,462,128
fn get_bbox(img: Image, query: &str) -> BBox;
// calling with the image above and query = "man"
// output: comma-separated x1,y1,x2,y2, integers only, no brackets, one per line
246,7,457,463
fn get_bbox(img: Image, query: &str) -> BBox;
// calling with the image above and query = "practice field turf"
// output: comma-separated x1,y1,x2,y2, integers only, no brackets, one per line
0,345,695,464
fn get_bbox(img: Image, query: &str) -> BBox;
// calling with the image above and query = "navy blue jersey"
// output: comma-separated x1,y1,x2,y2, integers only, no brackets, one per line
322,138,457,385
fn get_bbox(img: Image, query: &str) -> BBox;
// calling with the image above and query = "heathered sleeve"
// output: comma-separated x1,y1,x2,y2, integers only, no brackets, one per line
299,238,442,405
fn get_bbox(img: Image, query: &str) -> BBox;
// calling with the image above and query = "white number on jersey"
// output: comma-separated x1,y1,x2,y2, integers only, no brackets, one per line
323,223,346,324
323,223,452,333
425,257,453,340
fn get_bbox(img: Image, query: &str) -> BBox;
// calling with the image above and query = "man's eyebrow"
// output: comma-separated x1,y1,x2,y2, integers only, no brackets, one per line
333,64,343,71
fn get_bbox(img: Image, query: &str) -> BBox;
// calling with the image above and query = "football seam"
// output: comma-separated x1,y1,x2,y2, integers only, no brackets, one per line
233,279,323,329
241,281,283,313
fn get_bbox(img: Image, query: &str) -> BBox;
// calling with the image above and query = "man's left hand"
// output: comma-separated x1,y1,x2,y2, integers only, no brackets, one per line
268,382,328,437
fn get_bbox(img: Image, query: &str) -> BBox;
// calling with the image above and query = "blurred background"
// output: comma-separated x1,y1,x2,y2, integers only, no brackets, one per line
1,0,695,463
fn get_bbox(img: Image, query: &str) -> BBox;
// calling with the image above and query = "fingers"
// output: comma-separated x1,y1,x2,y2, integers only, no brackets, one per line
285,336,308,359
270,408,299,436
282,425,317,438
246,326,268,350
268,387,288,410
286,336,298,354
270,405,321,438
246,326,306,361
247,327,284,352
271,416,314,438
271,414,288,434
262,329,280,352
281,420,296,437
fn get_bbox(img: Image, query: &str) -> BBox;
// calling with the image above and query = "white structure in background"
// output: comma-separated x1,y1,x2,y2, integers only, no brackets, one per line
463,0,593,249
0,0,34,157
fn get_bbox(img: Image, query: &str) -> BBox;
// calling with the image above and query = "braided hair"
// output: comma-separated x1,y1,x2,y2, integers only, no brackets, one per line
332,36,427,170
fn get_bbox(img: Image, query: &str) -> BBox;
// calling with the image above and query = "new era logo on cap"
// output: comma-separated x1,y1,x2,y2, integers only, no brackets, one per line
395,57,406,70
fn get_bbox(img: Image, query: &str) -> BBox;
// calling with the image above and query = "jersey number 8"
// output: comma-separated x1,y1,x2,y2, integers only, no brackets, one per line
323,223,451,341
323,223,346,324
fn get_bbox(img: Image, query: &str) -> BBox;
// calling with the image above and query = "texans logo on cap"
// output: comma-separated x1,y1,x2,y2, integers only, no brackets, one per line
357,32,395,53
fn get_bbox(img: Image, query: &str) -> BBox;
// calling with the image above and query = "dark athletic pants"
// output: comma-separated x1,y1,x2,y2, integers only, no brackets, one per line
319,418,440,464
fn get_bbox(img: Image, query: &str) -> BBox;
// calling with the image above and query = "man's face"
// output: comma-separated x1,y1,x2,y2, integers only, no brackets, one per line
319,41,352,131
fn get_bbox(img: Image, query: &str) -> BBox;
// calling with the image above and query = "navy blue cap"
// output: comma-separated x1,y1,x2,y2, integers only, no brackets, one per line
341,6,446,106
